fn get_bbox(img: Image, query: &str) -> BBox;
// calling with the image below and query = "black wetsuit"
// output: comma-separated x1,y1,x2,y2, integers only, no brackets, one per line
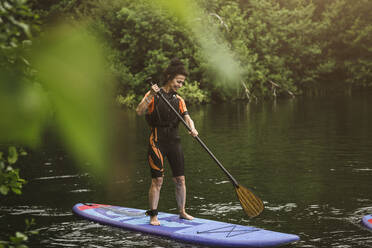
143,89,189,178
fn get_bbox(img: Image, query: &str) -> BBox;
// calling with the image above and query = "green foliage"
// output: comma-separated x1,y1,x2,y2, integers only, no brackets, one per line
116,93,138,108
0,218,38,248
27,0,372,101
1,0,114,178
0,146,27,196
0,2,38,244
1,1,116,246
178,81,209,104
108,1,199,97
0,0,39,68
0,0,47,146
324,0,372,88
30,24,113,177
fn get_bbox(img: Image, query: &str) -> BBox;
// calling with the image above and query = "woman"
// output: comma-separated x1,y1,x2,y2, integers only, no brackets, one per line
136,58,198,226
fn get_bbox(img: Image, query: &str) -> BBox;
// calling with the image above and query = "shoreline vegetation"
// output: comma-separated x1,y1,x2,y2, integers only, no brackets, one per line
29,0,372,107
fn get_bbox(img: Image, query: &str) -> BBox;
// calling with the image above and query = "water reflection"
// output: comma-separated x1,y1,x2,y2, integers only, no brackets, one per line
39,221,200,248
1,95,372,247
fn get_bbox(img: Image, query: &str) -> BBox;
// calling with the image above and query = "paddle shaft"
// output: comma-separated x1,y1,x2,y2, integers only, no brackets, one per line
151,84,239,187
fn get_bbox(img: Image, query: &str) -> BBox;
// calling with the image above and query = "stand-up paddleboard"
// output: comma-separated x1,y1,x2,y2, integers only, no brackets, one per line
362,215,372,230
72,203,299,247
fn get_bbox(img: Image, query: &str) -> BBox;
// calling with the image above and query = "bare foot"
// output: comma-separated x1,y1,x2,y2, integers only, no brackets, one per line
180,212,194,220
150,216,160,226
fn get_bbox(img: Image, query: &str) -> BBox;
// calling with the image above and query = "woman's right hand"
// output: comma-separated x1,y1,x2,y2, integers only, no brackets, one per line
150,84,160,95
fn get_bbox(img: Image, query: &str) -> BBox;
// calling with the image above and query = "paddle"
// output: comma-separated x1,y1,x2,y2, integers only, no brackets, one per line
148,82,264,217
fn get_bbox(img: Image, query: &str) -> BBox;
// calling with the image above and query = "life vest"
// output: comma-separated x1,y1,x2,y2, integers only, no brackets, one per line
143,88,188,142
146,89,183,128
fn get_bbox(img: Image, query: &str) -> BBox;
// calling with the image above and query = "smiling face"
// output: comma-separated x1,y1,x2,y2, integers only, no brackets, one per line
167,74,186,92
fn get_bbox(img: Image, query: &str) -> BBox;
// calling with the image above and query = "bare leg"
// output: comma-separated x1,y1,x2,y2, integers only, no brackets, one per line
149,177,163,225
173,176,193,220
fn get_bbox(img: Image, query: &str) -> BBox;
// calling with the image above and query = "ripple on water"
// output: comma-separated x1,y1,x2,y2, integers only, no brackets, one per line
214,180,230,185
353,206,372,216
299,205,372,247
265,202,298,212
352,168,372,173
33,173,89,181
0,205,72,217
38,221,198,248
70,189,93,193
303,204,346,217
198,202,242,216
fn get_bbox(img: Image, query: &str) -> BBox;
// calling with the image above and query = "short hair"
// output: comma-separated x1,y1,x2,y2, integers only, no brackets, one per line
163,58,188,82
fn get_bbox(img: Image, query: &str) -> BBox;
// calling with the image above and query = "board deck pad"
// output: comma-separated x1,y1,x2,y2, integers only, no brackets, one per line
72,203,300,247
362,215,372,230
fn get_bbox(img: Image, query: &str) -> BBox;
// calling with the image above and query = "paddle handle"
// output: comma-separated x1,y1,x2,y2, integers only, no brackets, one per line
149,82,239,187
195,136,239,187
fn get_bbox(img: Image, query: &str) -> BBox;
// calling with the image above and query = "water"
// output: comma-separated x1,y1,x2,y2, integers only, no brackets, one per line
1,94,372,247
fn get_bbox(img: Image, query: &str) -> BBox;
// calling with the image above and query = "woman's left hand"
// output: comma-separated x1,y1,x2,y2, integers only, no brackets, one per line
189,128,198,137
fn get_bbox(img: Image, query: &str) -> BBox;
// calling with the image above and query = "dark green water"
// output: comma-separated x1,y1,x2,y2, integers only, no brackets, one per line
1,95,372,247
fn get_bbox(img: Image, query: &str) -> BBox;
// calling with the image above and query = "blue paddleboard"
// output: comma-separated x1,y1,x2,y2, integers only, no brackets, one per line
362,215,372,230
72,203,299,247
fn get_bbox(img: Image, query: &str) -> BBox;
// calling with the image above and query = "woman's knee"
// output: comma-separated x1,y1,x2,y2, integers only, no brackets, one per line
151,177,163,190
173,176,185,187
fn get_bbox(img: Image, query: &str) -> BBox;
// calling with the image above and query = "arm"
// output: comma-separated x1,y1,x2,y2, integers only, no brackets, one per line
135,84,160,116
184,114,198,137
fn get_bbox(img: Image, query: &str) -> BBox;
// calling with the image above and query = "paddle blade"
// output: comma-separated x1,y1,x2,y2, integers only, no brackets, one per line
235,185,264,217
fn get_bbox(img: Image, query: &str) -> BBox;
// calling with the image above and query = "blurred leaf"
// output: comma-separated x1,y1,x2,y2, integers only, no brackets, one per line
154,0,242,88
0,75,49,146
9,232,28,244
0,185,10,195
25,218,36,229
15,232,28,241
12,187,22,195
8,146,18,165
19,148,27,156
16,245,28,248
31,23,113,177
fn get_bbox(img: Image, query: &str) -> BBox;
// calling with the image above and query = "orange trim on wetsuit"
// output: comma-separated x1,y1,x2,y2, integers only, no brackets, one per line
149,130,163,165
141,91,155,114
148,154,162,172
144,90,188,178
148,128,164,176
177,95,187,114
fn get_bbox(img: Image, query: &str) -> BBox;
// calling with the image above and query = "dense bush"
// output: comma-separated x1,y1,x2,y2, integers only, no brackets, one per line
178,81,209,104
28,0,372,103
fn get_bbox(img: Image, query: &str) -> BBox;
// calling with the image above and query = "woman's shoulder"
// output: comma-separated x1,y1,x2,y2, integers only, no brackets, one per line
176,94,185,101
